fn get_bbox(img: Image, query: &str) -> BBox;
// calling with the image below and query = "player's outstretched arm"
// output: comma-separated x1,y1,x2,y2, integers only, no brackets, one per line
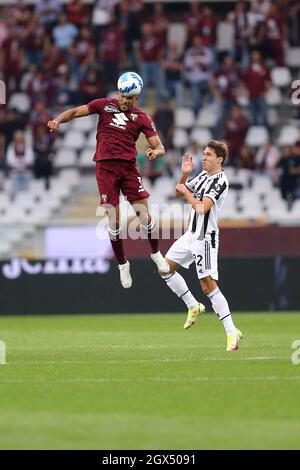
47,105,90,132
175,153,194,198
145,135,165,160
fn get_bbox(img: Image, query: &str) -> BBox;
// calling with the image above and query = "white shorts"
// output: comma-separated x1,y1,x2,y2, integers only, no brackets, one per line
165,231,219,280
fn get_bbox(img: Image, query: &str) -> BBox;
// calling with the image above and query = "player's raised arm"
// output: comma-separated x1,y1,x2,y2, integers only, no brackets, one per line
47,105,90,132
175,154,194,198
145,135,165,160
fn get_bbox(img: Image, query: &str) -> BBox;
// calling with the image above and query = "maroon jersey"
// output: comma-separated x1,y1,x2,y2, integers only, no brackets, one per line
87,98,157,162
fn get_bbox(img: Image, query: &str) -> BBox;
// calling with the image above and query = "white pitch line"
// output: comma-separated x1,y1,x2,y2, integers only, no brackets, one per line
9,356,285,365
0,376,300,385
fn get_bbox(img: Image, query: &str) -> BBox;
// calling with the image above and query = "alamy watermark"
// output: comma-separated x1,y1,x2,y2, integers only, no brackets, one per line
291,340,300,365
0,340,6,365
0,80,6,104
291,80,300,105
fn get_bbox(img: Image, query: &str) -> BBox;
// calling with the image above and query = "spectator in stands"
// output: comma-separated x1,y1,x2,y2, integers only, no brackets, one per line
23,15,48,68
183,35,214,114
0,133,5,171
161,42,184,106
199,7,217,50
99,15,125,95
52,14,78,51
79,68,104,103
2,108,26,147
228,0,252,69
33,126,54,190
68,26,96,82
35,0,62,33
184,1,202,48
211,54,241,138
243,50,270,127
151,2,169,50
265,3,286,66
30,101,52,139
138,23,164,106
277,144,299,204
152,99,174,152
92,0,118,38
223,103,249,166
6,130,34,201
237,143,256,171
117,0,143,69
27,68,57,108
137,149,165,187
256,142,281,184
1,22,24,93
66,0,90,27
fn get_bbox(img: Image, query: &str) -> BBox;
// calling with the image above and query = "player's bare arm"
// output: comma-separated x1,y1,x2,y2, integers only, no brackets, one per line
47,105,90,132
145,135,165,160
175,153,195,198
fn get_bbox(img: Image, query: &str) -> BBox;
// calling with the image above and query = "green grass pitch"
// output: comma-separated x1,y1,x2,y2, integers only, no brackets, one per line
0,312,300,450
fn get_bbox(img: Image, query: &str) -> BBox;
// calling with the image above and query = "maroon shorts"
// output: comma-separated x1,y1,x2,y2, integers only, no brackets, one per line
95,160,149,206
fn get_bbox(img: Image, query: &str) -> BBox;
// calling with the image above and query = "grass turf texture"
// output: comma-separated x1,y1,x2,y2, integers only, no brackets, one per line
0,312,299,450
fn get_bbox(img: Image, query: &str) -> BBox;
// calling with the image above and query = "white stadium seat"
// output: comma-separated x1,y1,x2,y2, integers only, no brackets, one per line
271,67,292,88
196,104,219,128
276,126,300,146
87,131,97,147
71,114,97,133
167,22,187,54
63,130,85,150
190,127,212,146
173,128,189,149
286,48,300,68
175,107,195,129
265,87,282,106
78,148,96,168
245,126,269,147
8,92,31,113
55,148,77,168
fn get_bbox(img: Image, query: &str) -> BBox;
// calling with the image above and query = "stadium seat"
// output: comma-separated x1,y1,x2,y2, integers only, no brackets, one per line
8,92,31,113
286,48,300,68
71,114,97,133
0,240,13,258
196,104,219,128
265,87,282,106
172,128,189,149
78,148,96,168
87,131,97,147
271,67,292,88
55,148,77,168
63,130,85,150
276,125,300,146
167,22,187,54
190,127,212,146
175,107,195,129
245,126,269,147
58,168,81,188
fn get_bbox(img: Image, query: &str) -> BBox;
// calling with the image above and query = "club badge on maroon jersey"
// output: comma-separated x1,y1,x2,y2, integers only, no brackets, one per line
131,113,138,121
104,105,119,113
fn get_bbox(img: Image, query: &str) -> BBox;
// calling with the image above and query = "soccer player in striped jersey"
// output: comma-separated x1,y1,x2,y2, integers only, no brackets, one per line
161,140,242,351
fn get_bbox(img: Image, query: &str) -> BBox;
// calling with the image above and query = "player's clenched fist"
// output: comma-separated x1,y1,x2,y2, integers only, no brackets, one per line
47,120,59,132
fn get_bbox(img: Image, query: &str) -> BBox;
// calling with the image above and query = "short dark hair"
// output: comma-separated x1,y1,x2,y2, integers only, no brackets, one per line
206,140,228,165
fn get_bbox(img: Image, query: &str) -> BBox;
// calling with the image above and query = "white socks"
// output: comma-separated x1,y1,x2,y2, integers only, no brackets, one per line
207,287,236,334
161,272,198,309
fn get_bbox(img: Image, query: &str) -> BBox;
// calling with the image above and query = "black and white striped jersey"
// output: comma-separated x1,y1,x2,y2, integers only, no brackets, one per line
185,170,229,239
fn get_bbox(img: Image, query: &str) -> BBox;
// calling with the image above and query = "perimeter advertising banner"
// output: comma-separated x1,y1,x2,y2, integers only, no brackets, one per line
0,256,299,315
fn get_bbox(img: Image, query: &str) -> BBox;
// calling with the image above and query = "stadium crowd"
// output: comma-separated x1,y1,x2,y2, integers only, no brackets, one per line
0,0,300,206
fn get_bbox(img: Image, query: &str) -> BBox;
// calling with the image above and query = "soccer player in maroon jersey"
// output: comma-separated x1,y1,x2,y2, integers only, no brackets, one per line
47,79,170,288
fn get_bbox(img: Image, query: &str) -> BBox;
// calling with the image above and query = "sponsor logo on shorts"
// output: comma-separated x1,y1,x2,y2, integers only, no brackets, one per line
101,194,108,203
104,105,120,113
